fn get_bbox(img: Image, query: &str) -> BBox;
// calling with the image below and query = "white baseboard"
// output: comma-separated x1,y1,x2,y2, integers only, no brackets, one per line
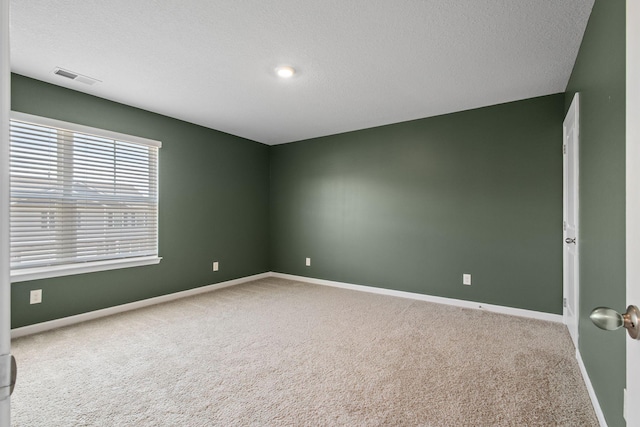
576,349,608,427
11,272,271,339
270,272,564,323
11,271,563,339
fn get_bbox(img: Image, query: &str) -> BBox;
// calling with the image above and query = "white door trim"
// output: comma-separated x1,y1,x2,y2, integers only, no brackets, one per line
563,93,580,349
626,0,640,424
0,0,12,423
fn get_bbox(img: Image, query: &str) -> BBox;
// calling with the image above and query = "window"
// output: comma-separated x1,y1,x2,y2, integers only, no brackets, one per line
9,112,161,282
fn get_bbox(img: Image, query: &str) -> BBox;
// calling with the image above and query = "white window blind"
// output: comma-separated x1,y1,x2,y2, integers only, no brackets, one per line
9,112,161,280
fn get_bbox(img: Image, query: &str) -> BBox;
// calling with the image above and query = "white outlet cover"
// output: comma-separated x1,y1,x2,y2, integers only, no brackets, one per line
213,261,219,272
305,258,311,266
463,274,472,285
30,289,42,304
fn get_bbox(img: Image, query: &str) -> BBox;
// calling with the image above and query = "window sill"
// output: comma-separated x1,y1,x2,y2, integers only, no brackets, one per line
10,256,162,283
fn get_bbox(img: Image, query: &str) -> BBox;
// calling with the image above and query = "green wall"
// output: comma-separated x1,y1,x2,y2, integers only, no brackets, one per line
565,1,626,426
270,94,565,314
10,74,270,328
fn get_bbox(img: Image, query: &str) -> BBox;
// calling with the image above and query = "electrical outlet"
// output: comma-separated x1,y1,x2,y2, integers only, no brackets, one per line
305,257,311,267
213,261,219,272
30,289,42,304
463,274,472,286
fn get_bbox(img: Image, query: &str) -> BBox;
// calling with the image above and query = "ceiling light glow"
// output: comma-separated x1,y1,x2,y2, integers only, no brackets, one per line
276,66,295,78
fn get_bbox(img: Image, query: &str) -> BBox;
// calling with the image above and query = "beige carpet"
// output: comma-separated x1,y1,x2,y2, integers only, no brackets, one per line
10,277,598,426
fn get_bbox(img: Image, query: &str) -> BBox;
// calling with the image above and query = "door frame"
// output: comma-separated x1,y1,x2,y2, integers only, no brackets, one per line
626,0,639,424
563,93,580,349
0,0,11,424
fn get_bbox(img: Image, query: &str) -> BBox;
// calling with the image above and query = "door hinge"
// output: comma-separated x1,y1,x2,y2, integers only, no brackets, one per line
563,298,567,308
0,354,17,401
563,144,567,155
0,354,10,401
563,221,567,231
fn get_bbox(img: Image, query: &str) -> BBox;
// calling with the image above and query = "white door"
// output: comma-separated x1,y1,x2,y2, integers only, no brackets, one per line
626,1,640,424
0,0,11,425
564,93,580,349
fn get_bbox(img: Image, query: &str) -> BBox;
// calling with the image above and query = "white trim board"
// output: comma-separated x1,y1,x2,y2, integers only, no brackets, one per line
11,272,271,338
10,111,162,148
11,256,162,283
576,349,608,427
12,271,563,339
271,273,563,323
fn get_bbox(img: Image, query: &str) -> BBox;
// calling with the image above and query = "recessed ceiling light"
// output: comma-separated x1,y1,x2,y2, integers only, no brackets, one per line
275,66,295,78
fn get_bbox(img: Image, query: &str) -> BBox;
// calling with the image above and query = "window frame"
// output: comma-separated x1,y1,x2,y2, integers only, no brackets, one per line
9,111,162,283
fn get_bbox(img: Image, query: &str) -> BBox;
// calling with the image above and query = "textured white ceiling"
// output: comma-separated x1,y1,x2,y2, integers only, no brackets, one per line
10,0,594,145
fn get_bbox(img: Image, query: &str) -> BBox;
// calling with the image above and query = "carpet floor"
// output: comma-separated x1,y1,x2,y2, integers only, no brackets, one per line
10,277,598,426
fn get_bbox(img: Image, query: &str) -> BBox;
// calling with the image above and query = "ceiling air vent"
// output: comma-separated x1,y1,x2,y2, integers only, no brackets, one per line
53,68,101,86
